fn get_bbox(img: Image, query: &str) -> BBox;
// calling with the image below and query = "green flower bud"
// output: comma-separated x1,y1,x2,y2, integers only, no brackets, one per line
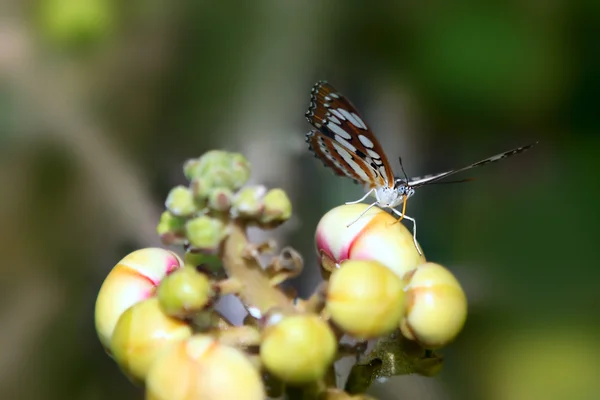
183,158,201,181
259,189,292,224
157,267,215,319
228,152,251,190
157,211,187,245
185,151,231,181
165,186,196,217
185,151,251,191
207,187,233,212
185,216,227,252
231,186,266,219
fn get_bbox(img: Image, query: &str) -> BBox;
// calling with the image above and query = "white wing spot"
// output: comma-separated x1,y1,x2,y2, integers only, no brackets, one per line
358,134,374,148
377,165,390,184
338,108,365,130
332,142,370,181
351,113,368,129
327,122,352,140
366,149,381,159
328,114,341,125
330,93,340,99
334,135,357,152
330,109,345,120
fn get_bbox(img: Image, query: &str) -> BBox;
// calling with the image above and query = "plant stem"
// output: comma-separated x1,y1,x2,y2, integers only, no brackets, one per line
220,220,294,316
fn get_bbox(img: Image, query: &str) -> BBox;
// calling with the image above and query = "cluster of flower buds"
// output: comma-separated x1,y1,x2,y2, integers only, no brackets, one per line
157,150,292,250
316,203,468,349
94,150,468,399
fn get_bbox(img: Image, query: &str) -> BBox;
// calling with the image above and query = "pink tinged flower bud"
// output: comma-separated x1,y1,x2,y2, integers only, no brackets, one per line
315,204,425,279
94,248,183,351
146,335,264,400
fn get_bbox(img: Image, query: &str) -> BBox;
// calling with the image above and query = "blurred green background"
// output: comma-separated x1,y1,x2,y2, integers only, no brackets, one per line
1,1,599,399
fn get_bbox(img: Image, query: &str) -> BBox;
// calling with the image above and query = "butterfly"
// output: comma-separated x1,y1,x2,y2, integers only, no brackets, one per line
305,80,538,254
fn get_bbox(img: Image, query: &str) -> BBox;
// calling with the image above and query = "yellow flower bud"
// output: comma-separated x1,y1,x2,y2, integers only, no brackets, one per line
146,335,264,400
259,188,292,225
400,262,468,349
95,248,183,351
110,297,192,382
260,314,337,385
315,204,425,279
326,259,406,340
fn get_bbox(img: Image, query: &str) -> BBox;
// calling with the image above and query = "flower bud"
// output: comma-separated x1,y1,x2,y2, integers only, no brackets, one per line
207,187,233,212
260,314,337,385
110,297,192,382
259,188,292,225
400,262,467,349
184,151,229,180
146,335,264,400
95,248,183,351
156,211,187,245
326,259,406,340
184,151,251,191
185,216,227,252
157,267,215,319
165,185,196,217
231,185,266,219
316,204,425,279
183,158,201,181
228,152,251,189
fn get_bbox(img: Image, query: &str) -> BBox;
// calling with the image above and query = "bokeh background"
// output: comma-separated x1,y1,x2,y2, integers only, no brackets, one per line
1,1,599,399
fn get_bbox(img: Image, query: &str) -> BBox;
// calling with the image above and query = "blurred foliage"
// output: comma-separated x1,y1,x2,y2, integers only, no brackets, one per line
0,1,599,399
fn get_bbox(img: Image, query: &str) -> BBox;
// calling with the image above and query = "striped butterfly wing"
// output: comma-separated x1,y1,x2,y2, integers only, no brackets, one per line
305,81,395,189
407,142,539,187
306,130,373,185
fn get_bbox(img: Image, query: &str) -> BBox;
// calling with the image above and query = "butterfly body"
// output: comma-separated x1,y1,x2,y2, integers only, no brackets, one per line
374,184,414,209
305,80,537,254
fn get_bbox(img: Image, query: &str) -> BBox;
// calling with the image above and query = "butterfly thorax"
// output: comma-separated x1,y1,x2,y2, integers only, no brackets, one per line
374,185,407,208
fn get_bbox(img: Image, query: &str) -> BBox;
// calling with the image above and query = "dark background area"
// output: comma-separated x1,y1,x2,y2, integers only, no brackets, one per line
1,1,599,399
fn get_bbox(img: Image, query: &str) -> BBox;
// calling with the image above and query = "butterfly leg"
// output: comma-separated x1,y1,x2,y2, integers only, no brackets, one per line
345,188,375,205
346,201,378,228
390,208,422,255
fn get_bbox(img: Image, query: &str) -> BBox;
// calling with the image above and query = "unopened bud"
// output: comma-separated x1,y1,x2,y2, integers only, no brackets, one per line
231,185,266,219
185,216,227,252
165,186,196,217
259,188,292,225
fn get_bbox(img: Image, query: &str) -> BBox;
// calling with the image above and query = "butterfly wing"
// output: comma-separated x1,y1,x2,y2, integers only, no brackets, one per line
408,142,539,187
305,81,395,189
306,130,377,185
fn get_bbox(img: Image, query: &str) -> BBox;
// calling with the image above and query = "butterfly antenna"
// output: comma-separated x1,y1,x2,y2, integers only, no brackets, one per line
398,157,410,184
426,177,476,185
